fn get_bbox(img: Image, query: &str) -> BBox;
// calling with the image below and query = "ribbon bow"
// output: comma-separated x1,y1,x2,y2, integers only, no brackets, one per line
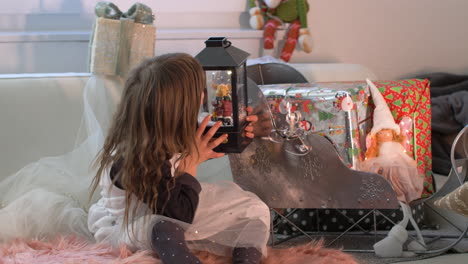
94,1,154,25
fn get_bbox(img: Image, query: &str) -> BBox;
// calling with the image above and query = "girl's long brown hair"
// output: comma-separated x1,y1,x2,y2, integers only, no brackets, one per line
90,53,205,235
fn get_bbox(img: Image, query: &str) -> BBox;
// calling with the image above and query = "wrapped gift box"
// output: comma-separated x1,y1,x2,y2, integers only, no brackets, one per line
260,82,372,169
89,17,156,77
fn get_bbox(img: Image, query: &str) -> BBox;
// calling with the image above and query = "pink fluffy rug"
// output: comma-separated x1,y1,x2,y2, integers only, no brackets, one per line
0,236,357,264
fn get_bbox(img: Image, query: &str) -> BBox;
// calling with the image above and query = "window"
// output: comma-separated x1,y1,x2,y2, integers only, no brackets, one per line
0,0,263,74
1,0,247,31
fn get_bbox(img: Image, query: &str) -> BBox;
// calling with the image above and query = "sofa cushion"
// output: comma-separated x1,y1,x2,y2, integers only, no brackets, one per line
0,74,89,179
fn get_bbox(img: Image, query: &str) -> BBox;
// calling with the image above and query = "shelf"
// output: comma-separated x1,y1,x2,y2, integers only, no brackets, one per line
0,29,264,43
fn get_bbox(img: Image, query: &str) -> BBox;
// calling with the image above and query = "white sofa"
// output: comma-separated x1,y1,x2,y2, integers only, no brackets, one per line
0,64,377,182
3,67,468,263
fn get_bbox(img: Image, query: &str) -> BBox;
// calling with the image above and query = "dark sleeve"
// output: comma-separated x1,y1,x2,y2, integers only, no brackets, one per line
110,160,202,224
157,171,202,224
109,160,124,190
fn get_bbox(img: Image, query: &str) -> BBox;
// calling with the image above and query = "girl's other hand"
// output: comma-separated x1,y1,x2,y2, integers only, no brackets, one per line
245,106,258,138
181,115,226,176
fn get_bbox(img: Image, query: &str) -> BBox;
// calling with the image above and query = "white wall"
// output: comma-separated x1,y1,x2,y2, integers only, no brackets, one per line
1,0,468,79
298,0,468,79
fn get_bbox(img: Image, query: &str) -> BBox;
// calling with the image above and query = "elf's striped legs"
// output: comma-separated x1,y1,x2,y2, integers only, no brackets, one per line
280,20,301,62
263,19,281,49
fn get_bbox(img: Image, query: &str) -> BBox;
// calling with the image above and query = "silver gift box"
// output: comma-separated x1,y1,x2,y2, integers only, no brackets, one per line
260,82,372,169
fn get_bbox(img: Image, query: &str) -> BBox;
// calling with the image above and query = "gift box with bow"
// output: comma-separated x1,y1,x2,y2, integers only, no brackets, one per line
88,2,156,77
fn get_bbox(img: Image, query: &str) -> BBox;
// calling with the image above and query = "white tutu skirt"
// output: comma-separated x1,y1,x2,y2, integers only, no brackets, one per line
88,171,271,257
185,181,270,256
0,147,97,242
359,142,424,203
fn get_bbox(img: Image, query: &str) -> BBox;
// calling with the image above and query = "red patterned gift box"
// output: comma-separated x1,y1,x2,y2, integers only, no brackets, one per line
372,79,434,198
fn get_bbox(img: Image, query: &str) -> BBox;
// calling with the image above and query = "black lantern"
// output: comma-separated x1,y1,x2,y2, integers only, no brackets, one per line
195,37,251,153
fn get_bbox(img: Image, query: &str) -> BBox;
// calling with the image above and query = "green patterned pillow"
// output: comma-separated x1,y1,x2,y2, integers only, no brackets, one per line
434,182,468,216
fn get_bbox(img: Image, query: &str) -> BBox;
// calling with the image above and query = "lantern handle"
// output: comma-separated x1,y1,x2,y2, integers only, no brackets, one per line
204,37,232,48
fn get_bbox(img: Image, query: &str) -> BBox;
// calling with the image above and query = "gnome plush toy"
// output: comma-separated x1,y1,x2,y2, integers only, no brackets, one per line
362,79,426,257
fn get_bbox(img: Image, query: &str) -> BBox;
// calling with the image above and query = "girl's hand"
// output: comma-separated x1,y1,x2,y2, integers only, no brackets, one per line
244,106,258,138
181,115,227,176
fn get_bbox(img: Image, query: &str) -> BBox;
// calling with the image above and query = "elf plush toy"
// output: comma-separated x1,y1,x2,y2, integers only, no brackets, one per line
249,0,312,62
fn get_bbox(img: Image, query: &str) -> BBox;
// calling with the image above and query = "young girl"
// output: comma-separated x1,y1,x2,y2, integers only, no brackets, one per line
87,53,270,264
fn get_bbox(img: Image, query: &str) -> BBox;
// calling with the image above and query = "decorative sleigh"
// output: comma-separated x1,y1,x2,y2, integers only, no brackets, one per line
227,64,468,255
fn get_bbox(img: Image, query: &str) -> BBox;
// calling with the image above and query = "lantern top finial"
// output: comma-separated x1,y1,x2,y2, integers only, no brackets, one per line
195,37,250,68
